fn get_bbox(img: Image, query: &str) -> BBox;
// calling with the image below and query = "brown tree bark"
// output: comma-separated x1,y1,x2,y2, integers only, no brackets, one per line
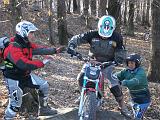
48,0,55,45
142,0,147,26
135,0,141,24
98,0,107,17
66,0,71,14
126,0,135,36
8,0,22,33
123,0,128,25
57,0,68,45
146,0,151,27
108,0,121,33
148,0,160,82
83,0,89,16
90,0,96,16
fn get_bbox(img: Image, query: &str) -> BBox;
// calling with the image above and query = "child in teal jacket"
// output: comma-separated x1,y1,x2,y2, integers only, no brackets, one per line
116,53,151,120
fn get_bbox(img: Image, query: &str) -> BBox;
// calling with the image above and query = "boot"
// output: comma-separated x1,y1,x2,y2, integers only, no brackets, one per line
120,107,132,118
118,98,132,118
39,97,57,116
4,106,17,120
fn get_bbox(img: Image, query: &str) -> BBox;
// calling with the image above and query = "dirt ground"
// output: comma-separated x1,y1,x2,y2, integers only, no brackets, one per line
0,14,160,120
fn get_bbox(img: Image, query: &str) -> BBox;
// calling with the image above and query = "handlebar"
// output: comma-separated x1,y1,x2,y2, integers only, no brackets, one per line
70,51,118,68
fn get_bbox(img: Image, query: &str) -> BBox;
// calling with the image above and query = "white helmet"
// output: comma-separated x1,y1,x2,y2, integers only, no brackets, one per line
98,15,116,38
16,21,38,38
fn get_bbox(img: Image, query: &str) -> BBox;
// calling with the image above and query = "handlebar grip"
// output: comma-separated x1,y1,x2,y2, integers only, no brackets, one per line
101,61,118,69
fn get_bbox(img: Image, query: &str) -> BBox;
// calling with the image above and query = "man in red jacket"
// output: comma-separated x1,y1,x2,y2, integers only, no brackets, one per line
3,21,64,119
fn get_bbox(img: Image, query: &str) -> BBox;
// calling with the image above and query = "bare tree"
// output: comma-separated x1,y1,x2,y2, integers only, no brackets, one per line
48,0,55,45
98,0,108,17
73,0,80,14
76,0,81,14
126,0,135,36
90,0,96,16
66,0,71,14
83,0,89,16
142,0,147,26
8,0,22,33
73,0,78,13
44,0,49,9
146,0,151,27
57,0,68,45
135,0,141,24
108,0,121,32
123,0,128,25
148,0,160,82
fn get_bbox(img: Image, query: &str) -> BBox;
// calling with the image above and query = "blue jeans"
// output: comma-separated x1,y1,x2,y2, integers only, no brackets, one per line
133,102,150,119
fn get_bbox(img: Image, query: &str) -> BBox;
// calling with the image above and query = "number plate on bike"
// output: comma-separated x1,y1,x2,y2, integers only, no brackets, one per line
86,67,100,80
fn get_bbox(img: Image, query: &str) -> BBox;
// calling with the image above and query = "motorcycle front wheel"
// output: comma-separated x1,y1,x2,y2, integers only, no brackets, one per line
81,91,97,120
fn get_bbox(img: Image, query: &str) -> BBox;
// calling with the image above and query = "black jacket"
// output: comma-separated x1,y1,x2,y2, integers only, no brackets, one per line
68,30,126,63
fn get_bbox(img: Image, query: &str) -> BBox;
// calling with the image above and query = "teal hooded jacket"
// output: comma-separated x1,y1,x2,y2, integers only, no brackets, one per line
117,67,151,103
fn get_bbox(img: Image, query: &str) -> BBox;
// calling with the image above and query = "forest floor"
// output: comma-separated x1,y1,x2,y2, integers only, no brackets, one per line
0,13,160,120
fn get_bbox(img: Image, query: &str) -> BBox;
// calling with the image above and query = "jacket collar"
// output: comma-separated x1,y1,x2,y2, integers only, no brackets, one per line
14,34,31,48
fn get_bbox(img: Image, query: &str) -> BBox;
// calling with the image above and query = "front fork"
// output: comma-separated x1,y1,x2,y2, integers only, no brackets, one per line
78,77,87,117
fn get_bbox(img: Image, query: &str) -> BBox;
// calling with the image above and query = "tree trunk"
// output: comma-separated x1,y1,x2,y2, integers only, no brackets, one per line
135,0,141,24
142,0,147,26
44,0,49,9
146,0,151,27
108,0,121,33
66,0,71,14
82,0,90,28
148,0,160,82
126,0,135,36
41,0,44,8
48,0,55,45
57,0,68,45
123,0,127,25
90,0,96,16
76,0,81,14
73,0,78,13
9,0,22,33
98,0,107,17
83,0,89,16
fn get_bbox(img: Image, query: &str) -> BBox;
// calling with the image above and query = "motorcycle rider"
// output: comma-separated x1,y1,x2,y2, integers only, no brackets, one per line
3,21,64,119
67,15,130,116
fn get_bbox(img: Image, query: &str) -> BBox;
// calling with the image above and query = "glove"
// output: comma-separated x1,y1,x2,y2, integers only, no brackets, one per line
121,80,127,86
56,46,66,54
76,53,82,60
67,43,76,55
42,56,53,65
42,59,51,64
67,48,77,56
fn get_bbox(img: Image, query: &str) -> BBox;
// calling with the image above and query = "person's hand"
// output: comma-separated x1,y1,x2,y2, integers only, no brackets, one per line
42,56,53,65
121,80,127,86
42,59,50,65
56,46,66,54
67,47,76,56
67,43,77,56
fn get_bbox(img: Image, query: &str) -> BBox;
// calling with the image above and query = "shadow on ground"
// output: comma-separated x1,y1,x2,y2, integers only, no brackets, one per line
38,108,131,120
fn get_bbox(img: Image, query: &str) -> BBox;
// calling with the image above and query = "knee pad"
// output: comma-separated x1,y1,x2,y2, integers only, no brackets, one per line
77,72,84,87
110,85,123,102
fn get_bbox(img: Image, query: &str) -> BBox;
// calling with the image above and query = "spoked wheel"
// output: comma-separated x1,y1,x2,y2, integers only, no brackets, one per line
81,91,97,120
